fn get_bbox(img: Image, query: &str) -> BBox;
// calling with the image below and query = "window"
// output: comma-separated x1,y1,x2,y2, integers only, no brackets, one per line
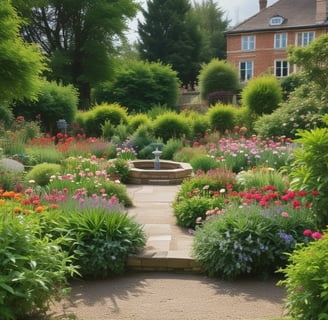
275,60,289,77
296,31,315,46
270,16,284,25
242,36,255,50
240,61,253,81
274,33,287,49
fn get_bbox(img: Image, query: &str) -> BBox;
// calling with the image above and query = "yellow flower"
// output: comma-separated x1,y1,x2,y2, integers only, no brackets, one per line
0,199,6,206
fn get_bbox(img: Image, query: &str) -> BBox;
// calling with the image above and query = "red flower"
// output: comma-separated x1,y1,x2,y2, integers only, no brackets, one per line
312,190,319,196
303,229,312,236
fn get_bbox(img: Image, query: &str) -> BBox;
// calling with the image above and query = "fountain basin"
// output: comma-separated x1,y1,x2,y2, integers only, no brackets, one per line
127,160,193,185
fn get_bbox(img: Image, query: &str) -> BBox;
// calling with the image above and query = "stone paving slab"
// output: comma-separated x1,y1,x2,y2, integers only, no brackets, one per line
126,185,198,271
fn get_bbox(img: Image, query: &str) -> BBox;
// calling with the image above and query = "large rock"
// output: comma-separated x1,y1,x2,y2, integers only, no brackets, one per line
0,158,25,172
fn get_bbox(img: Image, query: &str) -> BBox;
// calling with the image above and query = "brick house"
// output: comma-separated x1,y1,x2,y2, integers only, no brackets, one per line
225,0,328,82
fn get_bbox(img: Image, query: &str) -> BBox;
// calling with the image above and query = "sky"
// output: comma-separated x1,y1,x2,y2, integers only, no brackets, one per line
126,0,279,42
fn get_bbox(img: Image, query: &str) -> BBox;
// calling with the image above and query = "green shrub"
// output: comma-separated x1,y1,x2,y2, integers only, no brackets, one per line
193,204,316,279
254,84,328,139
241,75,282,115
130,123,155,154
289,128,328,227
161,138,184,160
25,163,61,186
173,196,224,229
147,104,171,119
278,233,328,320
0,104,14,128
0,215,75,320
107,159,130,183
94,61,179,113
207,104,235,132
62,209,146,278
101,120,115,140
190,156,219,173
128,114,151,132
198,59,239,101
173,146,207,163
280,72,305,100
191,114,210,138
100,180,133,207
153,112,191,143
13,80,78,134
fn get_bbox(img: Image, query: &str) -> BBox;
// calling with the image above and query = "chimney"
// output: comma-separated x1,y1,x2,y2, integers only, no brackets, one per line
259,0,267,11
316,0,328,23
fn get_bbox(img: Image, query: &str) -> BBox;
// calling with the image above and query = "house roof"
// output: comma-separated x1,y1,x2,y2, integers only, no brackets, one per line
225,0,328,34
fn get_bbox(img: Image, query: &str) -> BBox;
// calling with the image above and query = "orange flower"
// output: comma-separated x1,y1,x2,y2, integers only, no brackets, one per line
14,207,22,213
35,206,44,212
14,193,23,200
2,191,15,198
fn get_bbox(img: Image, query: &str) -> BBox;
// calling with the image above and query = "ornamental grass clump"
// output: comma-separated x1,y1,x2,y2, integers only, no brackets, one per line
193,186,318,279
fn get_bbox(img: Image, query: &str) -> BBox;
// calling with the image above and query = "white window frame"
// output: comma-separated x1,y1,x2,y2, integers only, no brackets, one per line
240,61,254,81
274,33,288,49
270,16,284,25
296,31,315,46
275,60,289,77
242,36,255,51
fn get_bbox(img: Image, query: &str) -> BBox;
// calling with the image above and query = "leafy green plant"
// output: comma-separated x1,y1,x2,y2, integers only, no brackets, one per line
61,208,146,278
173,146,207,163
25,146,64,165
153,112,191,143
0,215,76,320
128,113,151,132
198,59,239,101
190,156,219,172
242,75,282,115
25,163,61,186
107,158,130,183
193,204,316,279
278,233,328,320
161,138,184,160
207,104,236,133
289,127,328,227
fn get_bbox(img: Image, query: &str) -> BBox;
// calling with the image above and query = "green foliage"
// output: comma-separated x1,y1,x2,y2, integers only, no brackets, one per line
198,59,239,100
25,146,64,165
0,0,45,104
278,234,328,320
288,34,328,90
147,104,171,119
106,159,130,183
13,80,78,134
81,103,128,137
153,112,191,143
193,205,316,279
161,138,184,160
173,146,207,163
0,104,14,128
25,163,61,186
173,196,223,229
190,156,219,172
0,215,75,320
138,0,202,87
128,114,151,132
190,0,229,62
289,128,328,227
94,61,180,113
62,209,146,278
130,123,155,153
254,84,328,138
241,75,282,115
13,0,138,108
280,72,306,100
207,104,236,132
191,114,210,138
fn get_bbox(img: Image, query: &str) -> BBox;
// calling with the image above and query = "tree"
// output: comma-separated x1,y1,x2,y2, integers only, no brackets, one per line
190,0,229,63
0,0,45,104
138,0,202,88
12,0,138,109
288,34,328,91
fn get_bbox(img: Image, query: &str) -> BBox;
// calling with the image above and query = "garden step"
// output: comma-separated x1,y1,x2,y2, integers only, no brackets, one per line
126,184,201,273
127,252,202,273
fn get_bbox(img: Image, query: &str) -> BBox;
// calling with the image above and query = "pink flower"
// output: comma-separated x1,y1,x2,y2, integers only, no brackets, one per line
312,232,323,239
303,229,312,236
281,212,289,217
196,217,202,223
297,286,303,291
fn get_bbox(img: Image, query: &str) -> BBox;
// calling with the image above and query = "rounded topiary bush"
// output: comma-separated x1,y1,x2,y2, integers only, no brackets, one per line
207,104,236,133
25,163,61,186
190,156,219,173
241,75,282,115
153,112,191,143
161,138,184,160
128,114,151,132
198,59,239,101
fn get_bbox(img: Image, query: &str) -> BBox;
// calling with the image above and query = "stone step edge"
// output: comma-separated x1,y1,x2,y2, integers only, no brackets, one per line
126,255,203,273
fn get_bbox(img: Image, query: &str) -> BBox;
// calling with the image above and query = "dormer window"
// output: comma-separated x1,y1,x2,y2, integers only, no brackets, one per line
270,16,284,25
